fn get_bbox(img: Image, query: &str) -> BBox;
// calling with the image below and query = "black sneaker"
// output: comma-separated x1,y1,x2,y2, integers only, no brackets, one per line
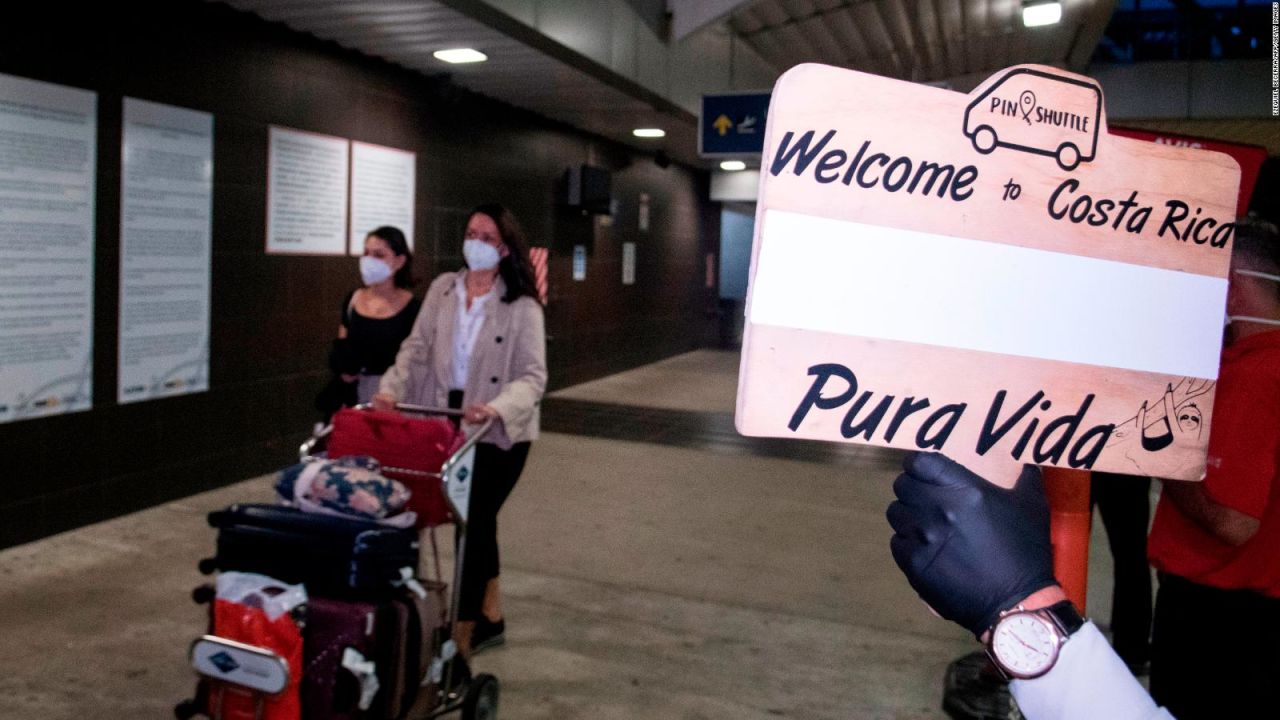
470,617,506,654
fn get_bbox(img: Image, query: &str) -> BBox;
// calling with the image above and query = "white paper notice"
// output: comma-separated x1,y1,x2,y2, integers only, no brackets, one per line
622,242,636,285
0,73,96,424
349,141,415,255
118,98,213,404
267,127,348,254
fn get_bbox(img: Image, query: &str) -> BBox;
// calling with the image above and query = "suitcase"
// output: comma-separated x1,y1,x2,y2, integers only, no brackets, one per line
326,408,464,528
383,581,448,719
303,597,384,720
301,584,448,720
207,504,419,599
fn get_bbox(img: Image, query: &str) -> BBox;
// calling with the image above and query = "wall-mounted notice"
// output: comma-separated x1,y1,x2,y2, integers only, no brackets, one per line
267,126,348,255
737,64,1240,483
118,98,213,404
622,242,636,285
0,73,96,424
349,141,416,255
572,245,586,281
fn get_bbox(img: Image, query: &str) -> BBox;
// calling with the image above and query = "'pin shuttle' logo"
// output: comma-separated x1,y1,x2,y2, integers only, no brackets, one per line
963,68,1102,171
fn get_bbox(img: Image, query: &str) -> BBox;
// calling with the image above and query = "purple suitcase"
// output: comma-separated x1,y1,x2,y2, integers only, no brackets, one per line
302,597,384,720
301,585,447,720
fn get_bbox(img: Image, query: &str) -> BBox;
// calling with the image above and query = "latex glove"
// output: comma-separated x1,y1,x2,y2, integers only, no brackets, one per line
886,452,1057,637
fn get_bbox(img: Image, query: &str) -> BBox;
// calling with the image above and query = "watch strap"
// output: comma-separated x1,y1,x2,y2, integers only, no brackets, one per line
1042,600,1085,637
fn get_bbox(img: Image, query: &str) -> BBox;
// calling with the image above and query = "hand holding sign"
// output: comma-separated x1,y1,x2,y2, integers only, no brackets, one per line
888,453,1056,637
736,63,1240,483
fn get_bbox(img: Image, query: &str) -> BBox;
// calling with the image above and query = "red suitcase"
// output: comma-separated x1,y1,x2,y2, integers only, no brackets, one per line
326,408,464,528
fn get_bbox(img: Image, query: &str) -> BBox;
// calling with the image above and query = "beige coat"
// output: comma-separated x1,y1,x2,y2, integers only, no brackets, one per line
379,271,546,448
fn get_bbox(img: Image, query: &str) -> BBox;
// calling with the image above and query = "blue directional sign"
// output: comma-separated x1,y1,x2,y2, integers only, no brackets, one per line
700,92,771,157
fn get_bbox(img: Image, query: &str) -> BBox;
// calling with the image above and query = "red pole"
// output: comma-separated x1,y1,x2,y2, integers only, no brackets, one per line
1043,467,1091,611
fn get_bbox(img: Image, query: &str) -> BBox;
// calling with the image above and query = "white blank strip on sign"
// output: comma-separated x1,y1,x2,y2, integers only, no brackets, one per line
749,210,1226,379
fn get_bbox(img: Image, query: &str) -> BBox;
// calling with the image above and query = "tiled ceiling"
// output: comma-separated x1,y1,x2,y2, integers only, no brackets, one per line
216,0,1119,166
214,0,701,164
729,0,1116,87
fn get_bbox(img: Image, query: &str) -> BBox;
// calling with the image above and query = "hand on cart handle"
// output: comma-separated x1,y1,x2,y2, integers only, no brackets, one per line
463,404,500,425
371,392,397,412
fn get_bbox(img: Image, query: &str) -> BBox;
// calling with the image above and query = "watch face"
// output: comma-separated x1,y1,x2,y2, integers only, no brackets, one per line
991,612,1059,678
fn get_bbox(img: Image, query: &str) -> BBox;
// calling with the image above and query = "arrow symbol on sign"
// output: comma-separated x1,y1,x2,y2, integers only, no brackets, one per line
713,114,733,136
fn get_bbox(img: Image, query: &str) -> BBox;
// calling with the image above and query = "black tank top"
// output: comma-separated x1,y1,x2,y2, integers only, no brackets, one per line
340,290,422,375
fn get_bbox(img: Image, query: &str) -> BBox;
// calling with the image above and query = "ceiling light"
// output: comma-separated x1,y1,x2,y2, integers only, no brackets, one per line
633,128,666,138
720,160,747,171
1022,1,1062,28
433,48,487,64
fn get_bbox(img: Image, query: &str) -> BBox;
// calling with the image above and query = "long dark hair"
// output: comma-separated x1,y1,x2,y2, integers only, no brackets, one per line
368,225,415,288
470,203,539,304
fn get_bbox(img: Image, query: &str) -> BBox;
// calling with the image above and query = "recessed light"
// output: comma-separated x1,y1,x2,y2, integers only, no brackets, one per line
720,160,747,171
632,128,666,138
1022,1,1061,28
433,48,487,64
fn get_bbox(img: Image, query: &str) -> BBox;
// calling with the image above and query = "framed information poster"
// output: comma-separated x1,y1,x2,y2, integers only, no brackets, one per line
118,98,213,403
736,64,1240,483
0,73,97,423
349,141,415,255
266,126,349,255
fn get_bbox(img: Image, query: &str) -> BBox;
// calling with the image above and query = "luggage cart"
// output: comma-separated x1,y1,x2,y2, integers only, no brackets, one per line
176,404,500,720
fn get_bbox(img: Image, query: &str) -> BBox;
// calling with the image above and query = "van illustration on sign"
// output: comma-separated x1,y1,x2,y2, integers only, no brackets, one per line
963,68,1102,171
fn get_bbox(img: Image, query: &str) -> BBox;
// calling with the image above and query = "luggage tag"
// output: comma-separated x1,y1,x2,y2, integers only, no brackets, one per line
393,566,429,599
426,640,458,685
341,647,381,711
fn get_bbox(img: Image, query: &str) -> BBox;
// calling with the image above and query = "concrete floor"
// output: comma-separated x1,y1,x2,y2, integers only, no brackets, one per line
0,350,1129,719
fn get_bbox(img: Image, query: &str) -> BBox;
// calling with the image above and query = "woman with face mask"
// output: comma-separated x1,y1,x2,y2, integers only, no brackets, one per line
374,204,546,658
324,226,421,412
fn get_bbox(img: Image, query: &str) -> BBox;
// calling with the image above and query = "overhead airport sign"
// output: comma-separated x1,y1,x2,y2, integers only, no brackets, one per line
735,64,1240,483
700,92,770,157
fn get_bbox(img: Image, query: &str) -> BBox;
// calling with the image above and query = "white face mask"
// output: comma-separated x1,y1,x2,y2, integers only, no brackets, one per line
463,239,502,271
360,256,393,286
1227,269,1280,327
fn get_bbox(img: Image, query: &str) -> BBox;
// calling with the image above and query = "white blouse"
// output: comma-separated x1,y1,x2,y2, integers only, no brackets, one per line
451,273,493,390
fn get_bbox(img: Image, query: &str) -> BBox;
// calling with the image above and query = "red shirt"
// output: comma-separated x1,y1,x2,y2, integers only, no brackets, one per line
1148,329,1280,597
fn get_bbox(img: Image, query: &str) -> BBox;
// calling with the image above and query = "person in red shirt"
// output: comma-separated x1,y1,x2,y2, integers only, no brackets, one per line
1146,216,1280,719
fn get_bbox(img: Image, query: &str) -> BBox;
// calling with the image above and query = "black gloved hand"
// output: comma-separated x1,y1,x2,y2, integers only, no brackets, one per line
886,452,1057,637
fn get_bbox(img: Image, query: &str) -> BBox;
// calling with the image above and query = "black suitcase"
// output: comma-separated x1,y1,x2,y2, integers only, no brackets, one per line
206,504,419,599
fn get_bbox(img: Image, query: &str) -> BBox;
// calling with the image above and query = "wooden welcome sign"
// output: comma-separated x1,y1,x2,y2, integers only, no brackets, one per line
735,64,1241,483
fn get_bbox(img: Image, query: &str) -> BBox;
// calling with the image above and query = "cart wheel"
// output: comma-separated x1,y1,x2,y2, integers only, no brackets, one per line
461,673,499,720
197,558,218,575
191,584,215,605
173,698,201,719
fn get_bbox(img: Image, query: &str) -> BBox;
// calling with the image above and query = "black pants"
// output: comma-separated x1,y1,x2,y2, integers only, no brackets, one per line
1150,573,1280,719
456,441,530,622
1090,471,1152,666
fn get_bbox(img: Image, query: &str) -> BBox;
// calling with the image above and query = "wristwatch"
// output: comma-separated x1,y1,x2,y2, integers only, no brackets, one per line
985,600,1085,680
